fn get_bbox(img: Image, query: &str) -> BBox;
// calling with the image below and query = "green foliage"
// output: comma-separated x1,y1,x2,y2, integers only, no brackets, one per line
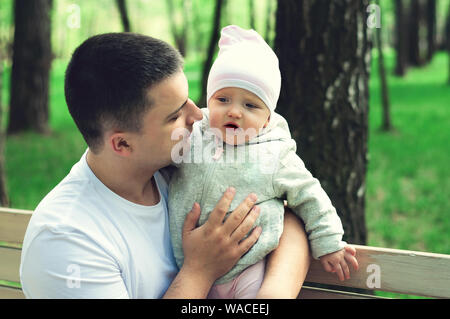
0,0,276,61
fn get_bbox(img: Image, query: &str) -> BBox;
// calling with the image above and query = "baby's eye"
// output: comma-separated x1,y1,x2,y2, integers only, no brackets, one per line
217,97,228,103
245,103,258,109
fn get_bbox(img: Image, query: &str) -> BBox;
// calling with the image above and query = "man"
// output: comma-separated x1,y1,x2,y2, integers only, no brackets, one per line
20,33,310,298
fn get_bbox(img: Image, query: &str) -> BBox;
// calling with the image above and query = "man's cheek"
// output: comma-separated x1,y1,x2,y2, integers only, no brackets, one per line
170,127,191,163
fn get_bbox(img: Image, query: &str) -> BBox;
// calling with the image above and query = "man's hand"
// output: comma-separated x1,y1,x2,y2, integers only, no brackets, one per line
182,187,262,281
164,187,262,298
319,246,359,281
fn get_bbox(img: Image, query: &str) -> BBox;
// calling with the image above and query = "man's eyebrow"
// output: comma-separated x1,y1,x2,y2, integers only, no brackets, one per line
165,99,188,120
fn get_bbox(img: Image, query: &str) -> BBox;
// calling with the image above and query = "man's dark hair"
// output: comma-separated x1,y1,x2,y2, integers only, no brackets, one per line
65,33,183,152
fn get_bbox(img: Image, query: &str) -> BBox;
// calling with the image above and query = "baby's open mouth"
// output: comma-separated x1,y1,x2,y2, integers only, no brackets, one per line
224,122,240,130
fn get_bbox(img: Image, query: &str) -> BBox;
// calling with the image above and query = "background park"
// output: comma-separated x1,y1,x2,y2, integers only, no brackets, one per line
0,0,449,298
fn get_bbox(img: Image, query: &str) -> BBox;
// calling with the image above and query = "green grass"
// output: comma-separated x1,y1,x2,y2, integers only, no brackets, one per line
1,50,449,298
2,60,87,209
367,51,450,298
366,50,450,256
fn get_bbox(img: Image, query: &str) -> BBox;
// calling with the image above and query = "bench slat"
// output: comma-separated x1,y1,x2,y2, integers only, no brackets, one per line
298,285,385,299
0,246,21,283
305,244,450,298
0,207,33,244
1,207,450,298
0,285,25,299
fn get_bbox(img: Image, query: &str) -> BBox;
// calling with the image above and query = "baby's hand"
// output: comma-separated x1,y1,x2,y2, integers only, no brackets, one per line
319,246,359,281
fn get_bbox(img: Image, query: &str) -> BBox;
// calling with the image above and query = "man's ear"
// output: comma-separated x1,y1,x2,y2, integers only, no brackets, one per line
109,132,132,156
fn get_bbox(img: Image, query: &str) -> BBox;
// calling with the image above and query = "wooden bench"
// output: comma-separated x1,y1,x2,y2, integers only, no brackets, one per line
1,207,449,299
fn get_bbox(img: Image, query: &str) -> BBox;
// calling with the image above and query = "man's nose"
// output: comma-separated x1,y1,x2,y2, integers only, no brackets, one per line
186,99,203,125
227,104,242,119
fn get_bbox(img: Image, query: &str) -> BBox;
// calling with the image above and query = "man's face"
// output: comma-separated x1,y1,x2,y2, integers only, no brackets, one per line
131,70,203,169
208,87,270,145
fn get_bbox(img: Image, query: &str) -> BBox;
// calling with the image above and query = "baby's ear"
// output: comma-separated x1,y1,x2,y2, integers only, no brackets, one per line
263,116,271,128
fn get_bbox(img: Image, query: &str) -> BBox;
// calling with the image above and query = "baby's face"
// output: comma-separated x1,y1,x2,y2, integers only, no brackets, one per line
208,87,270,145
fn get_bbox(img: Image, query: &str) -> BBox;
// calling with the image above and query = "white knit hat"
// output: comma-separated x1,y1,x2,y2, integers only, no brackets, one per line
206,25,281,119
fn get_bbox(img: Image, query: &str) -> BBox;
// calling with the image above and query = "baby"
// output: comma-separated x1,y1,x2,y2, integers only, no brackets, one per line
168,25,358,299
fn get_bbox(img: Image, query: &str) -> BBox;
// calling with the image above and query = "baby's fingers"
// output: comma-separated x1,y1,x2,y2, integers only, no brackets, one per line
340,260,350,280
345,245,356,256
334,263,345,281
320,259,334,273
345,252,359,271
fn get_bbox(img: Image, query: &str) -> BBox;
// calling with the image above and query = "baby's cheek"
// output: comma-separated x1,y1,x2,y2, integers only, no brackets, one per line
209,115,223,132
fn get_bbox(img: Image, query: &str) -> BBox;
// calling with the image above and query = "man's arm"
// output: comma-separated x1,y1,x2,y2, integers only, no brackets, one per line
163,188,262,299
256,209,311,299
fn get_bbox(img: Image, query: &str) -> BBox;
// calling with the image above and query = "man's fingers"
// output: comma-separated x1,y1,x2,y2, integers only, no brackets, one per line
237,226,262,256
223,193,257,235
182,202,201,236
207,187,236,226
230,205,260,243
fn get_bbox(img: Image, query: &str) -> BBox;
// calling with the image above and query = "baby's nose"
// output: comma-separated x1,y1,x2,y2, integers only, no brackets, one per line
227,105,242,118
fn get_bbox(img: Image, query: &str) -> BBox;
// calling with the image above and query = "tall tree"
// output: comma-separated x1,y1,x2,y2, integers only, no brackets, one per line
274,0,371,245
375,1,392,132
426,0,436,62
116,0,131,32
197,0,225,107
7,0,52,135
0,37,9,206
447,2,450,84
248,0,256,30
165,0,189,57
264,0,274,46
394,0,408,76
408,0,424,66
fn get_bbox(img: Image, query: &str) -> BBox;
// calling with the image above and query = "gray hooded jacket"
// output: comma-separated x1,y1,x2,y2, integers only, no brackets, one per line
167,108,346,284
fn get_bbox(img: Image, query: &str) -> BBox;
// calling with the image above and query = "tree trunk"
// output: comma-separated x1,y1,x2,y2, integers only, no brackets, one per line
446,2,450,84
165,0,188,57
274,0,370,245
264,0,274,46
426,0,436,62
408,0,423,66
248,0,256,30
197,0,225,107
7,0,52,135
190,0,203,55
116,0,131,32
0,48,9,206
394,0,408,76
375,4,392,132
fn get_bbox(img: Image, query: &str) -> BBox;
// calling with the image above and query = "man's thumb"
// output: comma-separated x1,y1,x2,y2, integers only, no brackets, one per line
182,202,201,234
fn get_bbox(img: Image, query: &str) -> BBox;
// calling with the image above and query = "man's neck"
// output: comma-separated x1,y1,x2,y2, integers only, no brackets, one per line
86,150,160,206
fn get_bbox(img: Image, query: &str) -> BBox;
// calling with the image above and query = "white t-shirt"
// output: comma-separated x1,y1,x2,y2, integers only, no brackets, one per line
20,150,178,298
